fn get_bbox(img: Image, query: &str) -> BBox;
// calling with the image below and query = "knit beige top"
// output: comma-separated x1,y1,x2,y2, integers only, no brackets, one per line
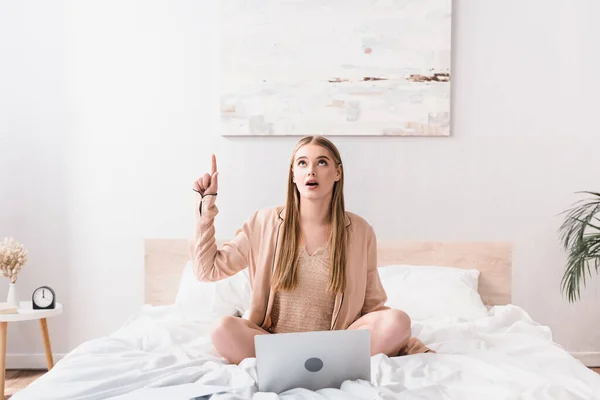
269,244,336,334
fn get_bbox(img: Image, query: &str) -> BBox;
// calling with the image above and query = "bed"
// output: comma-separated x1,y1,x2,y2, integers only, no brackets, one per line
11,240,600,399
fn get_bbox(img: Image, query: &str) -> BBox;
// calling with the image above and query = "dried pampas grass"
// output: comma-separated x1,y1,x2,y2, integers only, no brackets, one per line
0,237,28,283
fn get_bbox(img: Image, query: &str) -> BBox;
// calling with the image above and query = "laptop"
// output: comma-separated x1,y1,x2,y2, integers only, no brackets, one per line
255,329,371,393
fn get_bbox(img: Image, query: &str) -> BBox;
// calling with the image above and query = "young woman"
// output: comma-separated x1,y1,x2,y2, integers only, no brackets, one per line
191,136,432,364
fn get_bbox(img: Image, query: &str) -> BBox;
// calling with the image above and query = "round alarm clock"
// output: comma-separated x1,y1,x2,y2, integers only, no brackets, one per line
32,286,56,310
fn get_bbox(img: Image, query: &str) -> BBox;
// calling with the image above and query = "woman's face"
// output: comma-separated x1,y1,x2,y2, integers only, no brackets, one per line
292,144,341,201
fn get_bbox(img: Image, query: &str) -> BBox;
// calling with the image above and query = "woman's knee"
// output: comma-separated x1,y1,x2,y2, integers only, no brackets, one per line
384,309,411,338
211,315,240,345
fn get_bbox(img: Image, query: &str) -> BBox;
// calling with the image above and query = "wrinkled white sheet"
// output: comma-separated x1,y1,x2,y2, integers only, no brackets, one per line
12,304,600,400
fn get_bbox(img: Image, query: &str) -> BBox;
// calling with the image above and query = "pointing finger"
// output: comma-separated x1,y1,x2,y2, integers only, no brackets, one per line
211,154,217,175
210,171,219,191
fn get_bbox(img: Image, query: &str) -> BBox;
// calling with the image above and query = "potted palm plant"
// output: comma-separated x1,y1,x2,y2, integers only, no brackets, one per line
559,191,600,302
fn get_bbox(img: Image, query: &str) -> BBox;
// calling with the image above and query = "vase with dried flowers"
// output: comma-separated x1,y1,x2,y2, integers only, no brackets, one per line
0,237,28,307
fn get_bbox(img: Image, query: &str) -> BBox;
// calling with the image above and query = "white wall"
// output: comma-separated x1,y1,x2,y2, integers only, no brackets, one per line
1,0,599,368
0,1,71,367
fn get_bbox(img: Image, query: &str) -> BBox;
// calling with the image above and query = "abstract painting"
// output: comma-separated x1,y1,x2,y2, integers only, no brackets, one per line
220,0,452,136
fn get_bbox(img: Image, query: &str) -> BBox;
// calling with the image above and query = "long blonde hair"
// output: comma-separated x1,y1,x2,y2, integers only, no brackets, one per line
271,136,347,293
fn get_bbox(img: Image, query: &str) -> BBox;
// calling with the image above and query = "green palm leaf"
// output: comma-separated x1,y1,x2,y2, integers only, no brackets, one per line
558,191,600,302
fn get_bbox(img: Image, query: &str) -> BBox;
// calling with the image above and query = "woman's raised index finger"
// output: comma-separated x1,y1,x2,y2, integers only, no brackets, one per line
211,154,217,174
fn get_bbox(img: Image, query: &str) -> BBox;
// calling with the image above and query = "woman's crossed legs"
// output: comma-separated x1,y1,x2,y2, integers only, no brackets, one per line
211,308,411,364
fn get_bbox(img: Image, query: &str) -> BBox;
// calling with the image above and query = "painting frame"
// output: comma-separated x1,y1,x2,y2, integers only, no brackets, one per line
220,0,452,137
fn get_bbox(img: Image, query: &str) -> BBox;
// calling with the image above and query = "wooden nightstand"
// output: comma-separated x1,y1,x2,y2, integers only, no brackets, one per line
0,301,63,397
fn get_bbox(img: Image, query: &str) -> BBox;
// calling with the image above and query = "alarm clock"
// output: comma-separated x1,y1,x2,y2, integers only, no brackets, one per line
32,286,56,310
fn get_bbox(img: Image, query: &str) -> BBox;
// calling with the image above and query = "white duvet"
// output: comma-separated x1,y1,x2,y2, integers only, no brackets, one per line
12,304,600,400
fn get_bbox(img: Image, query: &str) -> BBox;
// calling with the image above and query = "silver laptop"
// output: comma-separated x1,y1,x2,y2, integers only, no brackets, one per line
255,329,371,393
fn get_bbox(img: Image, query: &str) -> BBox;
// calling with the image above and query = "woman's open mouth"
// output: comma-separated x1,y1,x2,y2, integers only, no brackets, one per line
306,179,319,189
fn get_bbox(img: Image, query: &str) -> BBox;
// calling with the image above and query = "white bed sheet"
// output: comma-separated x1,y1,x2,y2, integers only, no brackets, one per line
12,304,600,400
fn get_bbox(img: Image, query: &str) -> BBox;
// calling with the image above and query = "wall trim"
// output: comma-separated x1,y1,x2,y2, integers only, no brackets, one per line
6,354,66,370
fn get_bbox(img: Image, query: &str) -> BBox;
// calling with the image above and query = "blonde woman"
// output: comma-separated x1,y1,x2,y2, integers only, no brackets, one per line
191,136,432,364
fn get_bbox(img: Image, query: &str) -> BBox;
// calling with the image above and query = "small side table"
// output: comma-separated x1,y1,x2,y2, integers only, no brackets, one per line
0,301,63,396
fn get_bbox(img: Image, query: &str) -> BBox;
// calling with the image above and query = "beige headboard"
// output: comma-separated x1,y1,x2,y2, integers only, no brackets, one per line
145,240,512,306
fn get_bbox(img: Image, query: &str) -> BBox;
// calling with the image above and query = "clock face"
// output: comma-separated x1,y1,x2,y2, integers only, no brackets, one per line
33,287,54,308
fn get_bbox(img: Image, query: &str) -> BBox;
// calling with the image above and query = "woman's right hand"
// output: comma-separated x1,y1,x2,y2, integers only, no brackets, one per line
193,154,219,196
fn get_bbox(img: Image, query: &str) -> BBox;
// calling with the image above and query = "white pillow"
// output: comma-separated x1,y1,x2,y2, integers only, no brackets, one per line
377,265,489,321
174,261,252,322
174,262,486,322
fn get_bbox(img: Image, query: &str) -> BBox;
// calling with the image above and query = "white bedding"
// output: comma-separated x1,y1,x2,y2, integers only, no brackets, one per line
12,304,600,400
